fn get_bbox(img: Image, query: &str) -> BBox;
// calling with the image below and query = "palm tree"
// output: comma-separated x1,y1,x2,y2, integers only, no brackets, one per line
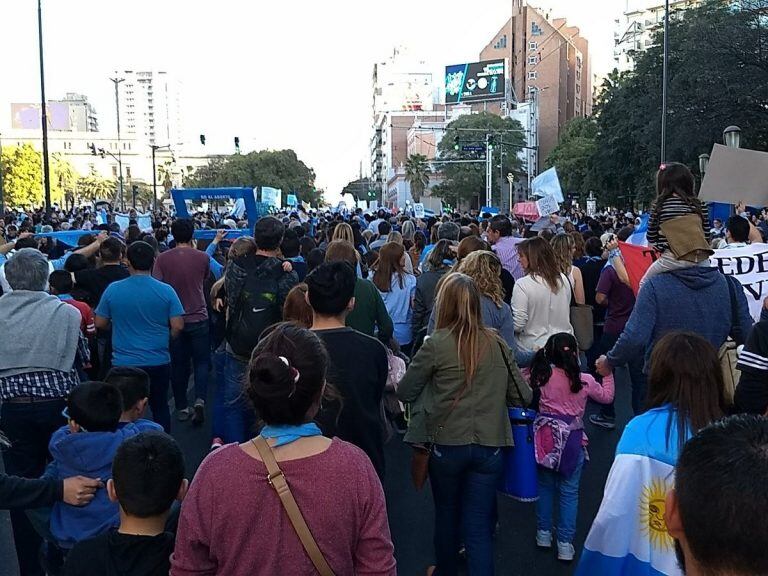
405,154,431,203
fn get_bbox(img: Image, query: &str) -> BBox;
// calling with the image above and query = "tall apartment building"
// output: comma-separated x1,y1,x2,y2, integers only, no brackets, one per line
371,47,435,198
115,70,183,147
614,0,703,70
479,1,592,171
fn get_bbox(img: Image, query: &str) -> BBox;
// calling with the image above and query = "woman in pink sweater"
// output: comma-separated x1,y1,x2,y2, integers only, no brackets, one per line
529,332,614,562
171,322,397,575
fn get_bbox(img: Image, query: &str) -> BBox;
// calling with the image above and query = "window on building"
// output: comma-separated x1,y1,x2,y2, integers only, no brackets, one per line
112,165,118,178
531,22,543,36
125,166,132,179
493,34,507,49
527,71,538,80
528,55,537,65
529,41,538,51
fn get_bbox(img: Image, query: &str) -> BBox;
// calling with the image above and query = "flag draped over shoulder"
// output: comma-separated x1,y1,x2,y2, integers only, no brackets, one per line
576,406,688,576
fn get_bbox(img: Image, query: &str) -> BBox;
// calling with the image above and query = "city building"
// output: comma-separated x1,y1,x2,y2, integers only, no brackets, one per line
115,70,183,147
10,93,99,133
614,0,703,71
371,47,436,202
478,1,593,173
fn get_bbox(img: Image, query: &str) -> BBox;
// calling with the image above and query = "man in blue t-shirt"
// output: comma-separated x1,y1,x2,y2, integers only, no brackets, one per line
95,241,184,432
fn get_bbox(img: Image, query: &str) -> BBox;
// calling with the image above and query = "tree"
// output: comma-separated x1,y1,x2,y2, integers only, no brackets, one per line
545,117,598,199
184,149,319,206
0,144,43,208
590,1,768,206
405,154,431,203
76,173,117,203
342,177,373,202
51,153,78,208
431,112,525,208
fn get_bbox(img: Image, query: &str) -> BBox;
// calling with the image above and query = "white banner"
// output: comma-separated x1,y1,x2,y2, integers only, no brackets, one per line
711,243,768,322
536,194,560,218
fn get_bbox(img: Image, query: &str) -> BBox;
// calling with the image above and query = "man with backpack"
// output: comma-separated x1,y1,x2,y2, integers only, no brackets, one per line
223,216,298,443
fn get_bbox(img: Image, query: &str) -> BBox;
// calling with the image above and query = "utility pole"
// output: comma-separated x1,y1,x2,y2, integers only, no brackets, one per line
38,0,51,215
661,0,670,163
109,77,125,211
527,87,539,198
485,133,493,208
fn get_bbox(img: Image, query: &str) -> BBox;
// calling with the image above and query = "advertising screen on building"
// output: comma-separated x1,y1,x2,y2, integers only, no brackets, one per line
11,102,71,130
445,60,505,104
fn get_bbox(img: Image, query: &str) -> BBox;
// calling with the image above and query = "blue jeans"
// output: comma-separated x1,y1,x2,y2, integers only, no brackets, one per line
429,444,503,576
222,352,256,443
130,364,171,433
598,331,647,417
536,451,585,544
170,320,210,410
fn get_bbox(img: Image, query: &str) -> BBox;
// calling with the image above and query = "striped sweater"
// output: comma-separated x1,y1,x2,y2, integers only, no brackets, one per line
647,195,709,252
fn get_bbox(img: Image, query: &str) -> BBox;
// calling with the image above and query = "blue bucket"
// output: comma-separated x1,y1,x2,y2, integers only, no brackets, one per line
498,407,538,502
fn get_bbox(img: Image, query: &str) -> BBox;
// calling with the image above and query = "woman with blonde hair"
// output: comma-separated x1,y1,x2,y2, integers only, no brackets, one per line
551,233,585,305
332,222,366,277
432,250,532,366
401,219,416,246
398,273,531,576
512,237,573,355
455,236,514,303
373,242,417,355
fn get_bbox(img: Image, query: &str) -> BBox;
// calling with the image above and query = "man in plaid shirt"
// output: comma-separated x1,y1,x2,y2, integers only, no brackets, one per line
0,248,83,576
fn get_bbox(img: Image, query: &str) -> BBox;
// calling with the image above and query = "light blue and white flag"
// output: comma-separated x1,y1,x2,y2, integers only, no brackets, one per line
531,167,564,203
231,198,246,219
114,213,152,232
628,213,650,247
576,406,687,576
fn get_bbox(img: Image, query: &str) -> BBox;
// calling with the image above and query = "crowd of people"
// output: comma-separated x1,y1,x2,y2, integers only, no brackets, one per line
0,160,768,576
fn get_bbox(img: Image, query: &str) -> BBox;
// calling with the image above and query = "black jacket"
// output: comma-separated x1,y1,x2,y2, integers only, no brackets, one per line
0,474,61,510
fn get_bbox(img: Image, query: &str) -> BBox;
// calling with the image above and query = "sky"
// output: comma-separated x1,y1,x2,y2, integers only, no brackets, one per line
0,0,623,200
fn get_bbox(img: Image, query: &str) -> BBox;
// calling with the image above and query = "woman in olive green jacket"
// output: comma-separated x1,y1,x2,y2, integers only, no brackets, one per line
397,272,531,576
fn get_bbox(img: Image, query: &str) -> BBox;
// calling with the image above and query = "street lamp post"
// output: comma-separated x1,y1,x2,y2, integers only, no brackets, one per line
698,153,710,176
660,0,670,164
38,0,52,214
724,125,742,149
109,77,125,210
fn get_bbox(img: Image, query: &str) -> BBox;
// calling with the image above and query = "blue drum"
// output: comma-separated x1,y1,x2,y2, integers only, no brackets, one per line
498,407,538,502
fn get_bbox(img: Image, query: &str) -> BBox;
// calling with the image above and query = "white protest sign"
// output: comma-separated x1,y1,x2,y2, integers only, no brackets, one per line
413,203,425,219
710,243,768,322
536,194,560,218
699,144,768,207
531,167,564,203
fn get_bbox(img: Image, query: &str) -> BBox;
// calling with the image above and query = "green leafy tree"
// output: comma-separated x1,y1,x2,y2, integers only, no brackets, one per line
1,144,43,208
591,1,768,206
432,112,525,208
342,177,373,202
184,149,319,206
545,117,598,200
405,154,431,203
51,153,78,208
76,173,117,202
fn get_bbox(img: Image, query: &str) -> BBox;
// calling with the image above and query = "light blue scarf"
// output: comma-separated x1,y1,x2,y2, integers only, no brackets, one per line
260,422,323,447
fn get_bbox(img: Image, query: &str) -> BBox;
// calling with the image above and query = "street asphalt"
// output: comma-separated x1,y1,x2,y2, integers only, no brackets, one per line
0,367,632,575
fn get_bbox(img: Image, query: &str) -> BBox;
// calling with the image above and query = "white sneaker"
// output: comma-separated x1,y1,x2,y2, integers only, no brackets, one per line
536,530,552,548
557,541,575,562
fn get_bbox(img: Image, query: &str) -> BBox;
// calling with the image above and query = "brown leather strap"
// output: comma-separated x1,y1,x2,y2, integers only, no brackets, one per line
252,436,336,576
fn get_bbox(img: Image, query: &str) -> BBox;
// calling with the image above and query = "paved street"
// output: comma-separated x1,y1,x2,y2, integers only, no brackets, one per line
0,367,632,575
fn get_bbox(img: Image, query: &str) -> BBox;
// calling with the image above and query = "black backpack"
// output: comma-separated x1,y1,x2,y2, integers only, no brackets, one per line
226,258,284,357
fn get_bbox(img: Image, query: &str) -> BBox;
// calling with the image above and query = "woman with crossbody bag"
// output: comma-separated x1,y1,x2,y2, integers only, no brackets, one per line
398,273,532,576
171,322,396,576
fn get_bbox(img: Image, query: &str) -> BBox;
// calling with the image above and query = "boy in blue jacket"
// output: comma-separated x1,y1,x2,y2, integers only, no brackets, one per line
43,381,141,550
104,367,163,432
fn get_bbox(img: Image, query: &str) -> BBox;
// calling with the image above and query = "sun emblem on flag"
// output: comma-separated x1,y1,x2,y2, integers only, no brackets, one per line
640,477,674,550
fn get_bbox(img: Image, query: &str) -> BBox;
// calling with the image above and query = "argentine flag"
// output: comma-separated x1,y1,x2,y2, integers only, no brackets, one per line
628,213,650,247
576,406,689,576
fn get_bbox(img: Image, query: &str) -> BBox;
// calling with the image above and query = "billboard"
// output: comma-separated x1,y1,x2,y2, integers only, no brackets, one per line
445,60,506,104
11,102,71,130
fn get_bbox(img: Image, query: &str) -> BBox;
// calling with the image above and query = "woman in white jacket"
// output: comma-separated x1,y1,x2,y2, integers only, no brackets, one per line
511,236,574,354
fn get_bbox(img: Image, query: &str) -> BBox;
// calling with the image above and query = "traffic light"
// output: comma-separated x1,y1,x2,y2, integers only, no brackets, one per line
199,134,206,145
454,135,460,151
88,143,97,156
234,136,240,154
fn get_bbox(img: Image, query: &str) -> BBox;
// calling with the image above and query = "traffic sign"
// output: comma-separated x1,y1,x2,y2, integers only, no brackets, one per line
462,145,486,153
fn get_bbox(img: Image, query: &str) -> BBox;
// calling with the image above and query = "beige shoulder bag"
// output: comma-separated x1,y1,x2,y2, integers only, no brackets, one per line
252,436,336,576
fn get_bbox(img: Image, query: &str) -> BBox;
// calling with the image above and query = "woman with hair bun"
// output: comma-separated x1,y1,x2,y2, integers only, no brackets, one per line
172,323,397,576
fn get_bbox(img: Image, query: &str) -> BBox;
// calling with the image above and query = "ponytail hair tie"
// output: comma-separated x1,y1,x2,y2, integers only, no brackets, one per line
278,356,301,397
